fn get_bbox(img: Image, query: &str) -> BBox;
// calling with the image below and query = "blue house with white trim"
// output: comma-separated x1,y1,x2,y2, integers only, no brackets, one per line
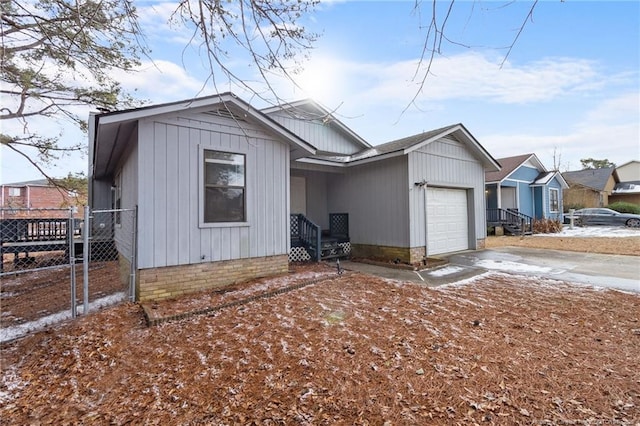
485,153,568,233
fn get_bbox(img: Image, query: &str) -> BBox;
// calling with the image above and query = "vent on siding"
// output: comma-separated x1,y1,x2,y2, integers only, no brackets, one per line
203,108,247,122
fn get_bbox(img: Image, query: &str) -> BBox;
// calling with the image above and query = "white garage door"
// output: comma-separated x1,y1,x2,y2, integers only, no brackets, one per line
427,187,469,255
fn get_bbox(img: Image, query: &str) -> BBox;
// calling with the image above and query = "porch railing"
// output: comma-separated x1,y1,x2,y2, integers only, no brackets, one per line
487,208,533,234
290,214,321,261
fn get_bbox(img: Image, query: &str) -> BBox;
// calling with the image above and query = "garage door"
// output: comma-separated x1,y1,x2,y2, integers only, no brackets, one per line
427,187,469,255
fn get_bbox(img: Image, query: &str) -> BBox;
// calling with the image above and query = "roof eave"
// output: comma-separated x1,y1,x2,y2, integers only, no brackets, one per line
403,124,500,172
262,99,372,149
92,94,317,178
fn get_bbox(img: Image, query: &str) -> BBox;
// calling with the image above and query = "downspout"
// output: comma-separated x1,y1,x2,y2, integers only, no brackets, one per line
415,180,428,262
424,182,428,261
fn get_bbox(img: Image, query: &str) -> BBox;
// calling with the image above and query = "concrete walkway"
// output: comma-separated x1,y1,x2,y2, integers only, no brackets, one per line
340,248,640,293
338,259,480,287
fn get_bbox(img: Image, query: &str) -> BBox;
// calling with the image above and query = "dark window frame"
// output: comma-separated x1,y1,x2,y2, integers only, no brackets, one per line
203,149,246,223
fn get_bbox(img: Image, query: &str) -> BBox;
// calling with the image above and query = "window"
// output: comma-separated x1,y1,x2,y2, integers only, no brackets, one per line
8,187,21,197
203,150,245,223
112,175,122,225
549,188,559,212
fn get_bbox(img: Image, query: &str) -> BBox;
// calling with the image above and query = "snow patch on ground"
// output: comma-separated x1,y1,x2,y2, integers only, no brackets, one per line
435,271,495,289
538,225,640,238
475,259,552,274
0,292,127,344
428,266,465,277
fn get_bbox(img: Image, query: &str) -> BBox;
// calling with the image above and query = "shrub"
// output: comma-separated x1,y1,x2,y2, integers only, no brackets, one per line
608,201,640,214
532,218,562,234
564,203,585,213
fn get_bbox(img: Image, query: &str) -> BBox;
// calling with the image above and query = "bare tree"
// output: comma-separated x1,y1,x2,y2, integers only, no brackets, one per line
170,0,318,104
1,0,147,185
2,0,547,183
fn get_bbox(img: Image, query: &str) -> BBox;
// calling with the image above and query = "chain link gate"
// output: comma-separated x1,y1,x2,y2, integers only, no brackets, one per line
77,207,137,317
1,208,79,342
1,207,136,343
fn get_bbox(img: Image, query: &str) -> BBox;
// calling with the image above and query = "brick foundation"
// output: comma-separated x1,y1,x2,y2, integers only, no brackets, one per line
137,255,289,302
476,238,486,250
351,244,427,264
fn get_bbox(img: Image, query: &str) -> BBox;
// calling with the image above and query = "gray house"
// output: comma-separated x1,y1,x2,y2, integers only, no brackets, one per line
89,93,499,301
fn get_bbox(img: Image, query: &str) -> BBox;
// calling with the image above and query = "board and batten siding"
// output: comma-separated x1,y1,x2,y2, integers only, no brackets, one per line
291,170,331,230
407,136,485,248
268,112,362,155
136,113,290,270
327,155,410,247
113,130,139,260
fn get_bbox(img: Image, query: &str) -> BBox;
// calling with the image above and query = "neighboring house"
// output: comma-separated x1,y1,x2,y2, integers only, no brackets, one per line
562,167,619,208
1,179,81,218
610,160,640,205
614,160,640,182
485,154,568,231
89,93,499,302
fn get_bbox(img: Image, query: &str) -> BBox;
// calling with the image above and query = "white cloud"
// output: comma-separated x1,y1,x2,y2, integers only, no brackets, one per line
112,60,208,103
482,92,640,171
286,52,613,108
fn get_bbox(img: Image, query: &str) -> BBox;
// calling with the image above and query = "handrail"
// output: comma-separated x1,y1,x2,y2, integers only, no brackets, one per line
292,214,321,261
486,208,533,232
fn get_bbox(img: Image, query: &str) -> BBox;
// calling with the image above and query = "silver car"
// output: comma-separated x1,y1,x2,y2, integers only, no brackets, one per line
567,208,640,227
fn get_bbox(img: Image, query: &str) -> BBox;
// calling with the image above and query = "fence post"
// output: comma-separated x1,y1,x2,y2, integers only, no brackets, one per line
129,206,138,301
83,205,90,315
315,223,321,262
69,208,77,319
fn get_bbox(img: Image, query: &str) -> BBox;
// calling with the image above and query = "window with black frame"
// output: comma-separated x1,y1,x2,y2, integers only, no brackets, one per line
203,150,245,223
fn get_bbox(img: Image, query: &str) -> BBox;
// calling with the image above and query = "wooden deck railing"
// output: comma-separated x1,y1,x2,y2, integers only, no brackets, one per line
486,208,533,234
1,218,83,272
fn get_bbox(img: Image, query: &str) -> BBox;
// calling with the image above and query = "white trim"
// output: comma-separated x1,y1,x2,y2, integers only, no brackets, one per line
198,146,250,228
295,157,348,168
261,99,372,149
549,188,560,213
295,150,406,168
403,124,501,172
498,155,546,183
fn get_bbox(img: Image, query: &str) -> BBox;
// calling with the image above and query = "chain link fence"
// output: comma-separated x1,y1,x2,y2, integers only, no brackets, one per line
77,208,137,315
1,207,136,343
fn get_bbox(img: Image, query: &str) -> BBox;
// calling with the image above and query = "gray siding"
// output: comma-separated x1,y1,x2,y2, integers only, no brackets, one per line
136,113,290,269
291,170,329,229
114,133,138,260
408,136,485,248
328,155,410,247
268,112,362,154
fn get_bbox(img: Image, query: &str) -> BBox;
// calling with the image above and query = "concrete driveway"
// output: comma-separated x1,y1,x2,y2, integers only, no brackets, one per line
340,247,640,293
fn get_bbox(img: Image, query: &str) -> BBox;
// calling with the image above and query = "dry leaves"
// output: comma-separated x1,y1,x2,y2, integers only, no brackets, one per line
2,264,639,424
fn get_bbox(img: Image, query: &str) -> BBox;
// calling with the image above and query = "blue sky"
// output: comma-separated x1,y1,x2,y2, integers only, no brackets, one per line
2,0,639,184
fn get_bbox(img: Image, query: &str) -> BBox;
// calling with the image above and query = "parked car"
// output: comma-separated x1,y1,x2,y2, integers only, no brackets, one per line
564,208,640,227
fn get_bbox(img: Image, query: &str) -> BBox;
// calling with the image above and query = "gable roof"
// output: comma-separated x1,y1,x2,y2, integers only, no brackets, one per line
261,99,372,150
485,153,545,183
616,160,640,169
298,123,500,170
91,93,317,179
562,167,618,192
531,171,569,189
2,179,50,187
613,181,640,194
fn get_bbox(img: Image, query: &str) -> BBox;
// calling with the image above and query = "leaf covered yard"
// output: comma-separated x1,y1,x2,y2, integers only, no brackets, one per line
1,265,639,425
